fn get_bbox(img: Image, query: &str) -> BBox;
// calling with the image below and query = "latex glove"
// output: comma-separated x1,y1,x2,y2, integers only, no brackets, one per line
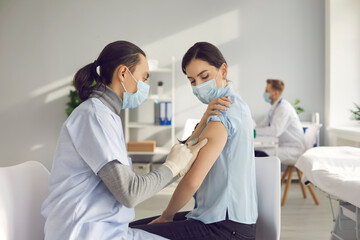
163,138,208,177
178,138,208,177
163,144,193,177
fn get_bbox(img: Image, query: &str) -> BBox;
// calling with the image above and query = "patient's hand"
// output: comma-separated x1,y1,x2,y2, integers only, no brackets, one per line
148,214,174,225
203,97,232,120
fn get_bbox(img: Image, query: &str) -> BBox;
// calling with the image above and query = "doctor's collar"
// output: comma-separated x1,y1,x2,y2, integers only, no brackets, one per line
90,84,123,115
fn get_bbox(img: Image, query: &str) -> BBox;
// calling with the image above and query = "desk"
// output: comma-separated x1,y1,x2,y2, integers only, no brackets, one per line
254,136,279,156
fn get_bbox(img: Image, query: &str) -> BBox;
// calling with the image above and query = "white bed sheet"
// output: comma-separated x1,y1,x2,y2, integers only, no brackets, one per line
295,146,360,208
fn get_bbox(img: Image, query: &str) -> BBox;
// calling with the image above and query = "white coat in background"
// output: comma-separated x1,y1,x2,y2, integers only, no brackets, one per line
256,98,306,164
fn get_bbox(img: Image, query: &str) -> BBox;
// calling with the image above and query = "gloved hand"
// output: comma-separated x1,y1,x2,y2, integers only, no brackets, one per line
163,138,208,177
178,138,208,177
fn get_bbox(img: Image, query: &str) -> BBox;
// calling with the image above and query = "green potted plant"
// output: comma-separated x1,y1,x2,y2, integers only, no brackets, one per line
292,99,305,115
65,79,98,116
350,103,360,121
157,81,164,97
66,80,82,117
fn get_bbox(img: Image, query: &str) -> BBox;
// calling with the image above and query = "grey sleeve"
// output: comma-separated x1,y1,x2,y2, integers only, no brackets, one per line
98,160,177,208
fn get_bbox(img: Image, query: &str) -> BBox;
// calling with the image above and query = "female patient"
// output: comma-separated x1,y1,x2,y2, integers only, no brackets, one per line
131,42,258,240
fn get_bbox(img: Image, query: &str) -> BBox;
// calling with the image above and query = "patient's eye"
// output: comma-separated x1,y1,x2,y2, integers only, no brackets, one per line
201,74,209,80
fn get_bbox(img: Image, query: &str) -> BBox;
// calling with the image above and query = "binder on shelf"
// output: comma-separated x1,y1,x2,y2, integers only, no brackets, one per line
160,101,166,125
154,100,172,126
165,101,172,125
154,101,160,125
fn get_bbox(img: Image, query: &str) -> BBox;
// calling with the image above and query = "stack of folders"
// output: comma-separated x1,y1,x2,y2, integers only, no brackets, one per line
154,101,172,125
127,141,156,152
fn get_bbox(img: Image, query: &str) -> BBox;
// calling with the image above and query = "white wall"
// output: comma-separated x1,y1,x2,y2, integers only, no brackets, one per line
325,0,360,138
0,0,325,169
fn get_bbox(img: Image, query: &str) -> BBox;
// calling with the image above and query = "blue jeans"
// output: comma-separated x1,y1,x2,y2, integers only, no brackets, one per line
130,211,256,240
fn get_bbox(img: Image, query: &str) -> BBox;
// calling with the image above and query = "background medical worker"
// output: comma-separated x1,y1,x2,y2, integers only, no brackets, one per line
255,79,306,162
130,42,258,240
41,40,207,240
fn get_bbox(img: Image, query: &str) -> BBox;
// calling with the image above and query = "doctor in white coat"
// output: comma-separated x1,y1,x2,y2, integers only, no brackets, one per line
255,79,305,164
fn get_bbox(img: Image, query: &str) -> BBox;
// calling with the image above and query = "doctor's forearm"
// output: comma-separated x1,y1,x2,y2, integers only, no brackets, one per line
98,161,177,208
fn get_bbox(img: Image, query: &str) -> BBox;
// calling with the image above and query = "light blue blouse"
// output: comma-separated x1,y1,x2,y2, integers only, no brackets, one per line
41,98,166,240
186,84,258,224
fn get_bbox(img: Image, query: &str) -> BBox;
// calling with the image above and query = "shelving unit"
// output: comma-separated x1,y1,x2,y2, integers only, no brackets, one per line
124,57,175,157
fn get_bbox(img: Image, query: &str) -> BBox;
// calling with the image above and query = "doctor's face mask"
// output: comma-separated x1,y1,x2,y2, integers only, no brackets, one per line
120,69,150,109
263,92,272,103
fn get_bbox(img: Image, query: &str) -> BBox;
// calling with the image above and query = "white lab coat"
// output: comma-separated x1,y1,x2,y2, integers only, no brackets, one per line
41,98,167,240
256,98,306,164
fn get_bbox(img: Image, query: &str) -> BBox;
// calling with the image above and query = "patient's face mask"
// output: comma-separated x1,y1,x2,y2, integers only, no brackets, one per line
192,68,225,104
121,69,150,109
263,92,272,103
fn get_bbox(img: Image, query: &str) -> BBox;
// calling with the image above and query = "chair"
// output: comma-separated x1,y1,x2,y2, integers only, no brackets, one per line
281,123,321,206
0,161,50,240
255,157,281,240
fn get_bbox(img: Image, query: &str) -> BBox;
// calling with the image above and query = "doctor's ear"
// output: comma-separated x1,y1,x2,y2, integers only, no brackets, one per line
274,90,281,98
117,66,128,82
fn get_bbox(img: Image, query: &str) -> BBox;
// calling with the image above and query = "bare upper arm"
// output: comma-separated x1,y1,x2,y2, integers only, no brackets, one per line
182,120,228,189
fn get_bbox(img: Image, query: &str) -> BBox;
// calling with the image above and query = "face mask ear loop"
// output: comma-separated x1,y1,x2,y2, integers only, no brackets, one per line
125,68,140,94
215,67,224,88
127,68,139,84
118,68,129,92
120,81,128,92
121,67,141,93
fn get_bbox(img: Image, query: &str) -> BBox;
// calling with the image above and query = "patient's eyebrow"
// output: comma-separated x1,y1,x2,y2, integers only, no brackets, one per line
187,70,209,79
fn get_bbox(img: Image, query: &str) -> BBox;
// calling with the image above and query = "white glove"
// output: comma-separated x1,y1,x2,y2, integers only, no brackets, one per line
178,138,208,177
163,138,208,177
163,144,192,177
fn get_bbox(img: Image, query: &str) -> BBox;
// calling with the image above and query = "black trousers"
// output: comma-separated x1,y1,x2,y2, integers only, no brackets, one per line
130,211,256,240
254,150,269,157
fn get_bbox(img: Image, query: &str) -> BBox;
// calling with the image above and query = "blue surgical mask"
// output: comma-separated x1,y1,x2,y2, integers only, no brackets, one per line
191,69,224,104
263,92,272,103
121,69,150,109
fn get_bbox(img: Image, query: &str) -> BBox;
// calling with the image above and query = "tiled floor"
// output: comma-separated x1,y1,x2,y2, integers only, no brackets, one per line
134,181,337,240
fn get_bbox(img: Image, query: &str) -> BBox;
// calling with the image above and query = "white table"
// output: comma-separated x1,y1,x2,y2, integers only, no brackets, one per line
254,136,279,156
